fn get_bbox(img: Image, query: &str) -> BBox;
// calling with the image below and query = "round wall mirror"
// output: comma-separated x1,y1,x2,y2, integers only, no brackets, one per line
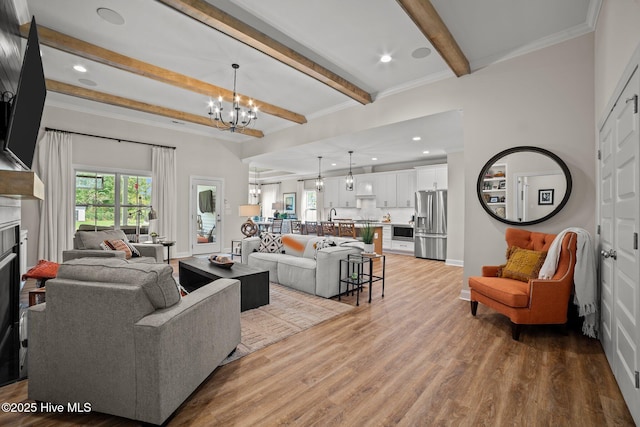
476,146,572,226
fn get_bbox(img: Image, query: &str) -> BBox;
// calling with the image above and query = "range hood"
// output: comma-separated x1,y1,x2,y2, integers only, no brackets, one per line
0,170,44,200
355,181,376,199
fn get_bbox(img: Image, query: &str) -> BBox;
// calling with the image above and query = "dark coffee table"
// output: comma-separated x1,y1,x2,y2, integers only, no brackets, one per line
179,257,269,311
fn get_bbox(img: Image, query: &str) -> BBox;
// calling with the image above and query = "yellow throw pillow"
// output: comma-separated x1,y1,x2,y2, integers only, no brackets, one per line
501,247,547,282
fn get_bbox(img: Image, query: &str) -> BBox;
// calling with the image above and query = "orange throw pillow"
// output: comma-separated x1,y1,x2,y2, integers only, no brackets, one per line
501,247,547,282
22,259,60,280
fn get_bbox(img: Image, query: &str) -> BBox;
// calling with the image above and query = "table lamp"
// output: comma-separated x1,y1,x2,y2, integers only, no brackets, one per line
272,201,283,218
239,204,261,237
148,206,159,239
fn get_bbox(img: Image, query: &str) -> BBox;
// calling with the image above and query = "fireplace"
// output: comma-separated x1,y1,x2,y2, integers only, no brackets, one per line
0,224,21,386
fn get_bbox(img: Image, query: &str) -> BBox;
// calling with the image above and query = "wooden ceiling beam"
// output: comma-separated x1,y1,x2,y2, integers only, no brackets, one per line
396,0,470,77
156,0,373,105
20,23,305,125
46,79,264,138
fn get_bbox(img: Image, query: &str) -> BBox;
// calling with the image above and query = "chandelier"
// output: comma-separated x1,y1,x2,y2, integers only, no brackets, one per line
208,64,258,133
315,156,324,192
345,150,354,191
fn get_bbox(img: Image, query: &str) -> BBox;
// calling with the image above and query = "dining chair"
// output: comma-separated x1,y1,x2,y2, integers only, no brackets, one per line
290,220,302,234
271,219,284,234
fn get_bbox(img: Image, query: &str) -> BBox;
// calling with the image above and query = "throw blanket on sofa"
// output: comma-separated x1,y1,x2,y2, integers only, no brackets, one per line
538,227,597,338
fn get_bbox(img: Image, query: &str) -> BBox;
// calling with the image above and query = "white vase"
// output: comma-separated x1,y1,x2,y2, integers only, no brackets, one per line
363,243,374,253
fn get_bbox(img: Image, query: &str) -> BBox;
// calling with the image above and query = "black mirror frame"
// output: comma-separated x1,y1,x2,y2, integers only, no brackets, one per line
476,146,573,226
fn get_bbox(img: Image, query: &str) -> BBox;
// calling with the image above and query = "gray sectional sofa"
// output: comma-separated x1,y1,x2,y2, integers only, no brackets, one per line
63,229,164,262
28,257,241,425
241,233,363,298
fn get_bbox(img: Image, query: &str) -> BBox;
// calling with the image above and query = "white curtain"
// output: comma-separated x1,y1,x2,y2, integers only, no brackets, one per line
33,130,74,262
296,180,304,219
260,183,279,218
151,146,177,242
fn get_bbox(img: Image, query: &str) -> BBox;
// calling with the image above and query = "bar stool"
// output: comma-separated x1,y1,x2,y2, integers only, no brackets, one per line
321,221,336,236
338,222,356,238
303,221,317,235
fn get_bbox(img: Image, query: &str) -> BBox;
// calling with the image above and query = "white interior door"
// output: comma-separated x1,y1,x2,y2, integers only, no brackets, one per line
190,177,223,255
599,67,640,423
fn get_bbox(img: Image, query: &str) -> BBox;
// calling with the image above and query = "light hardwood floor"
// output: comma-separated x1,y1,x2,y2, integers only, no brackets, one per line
1,254,634,426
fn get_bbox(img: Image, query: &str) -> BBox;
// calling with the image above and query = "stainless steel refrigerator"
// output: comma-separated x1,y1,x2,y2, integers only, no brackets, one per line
414,190,447,260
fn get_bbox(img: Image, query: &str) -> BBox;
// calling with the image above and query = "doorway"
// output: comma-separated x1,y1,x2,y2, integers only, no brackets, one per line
190,177,224,254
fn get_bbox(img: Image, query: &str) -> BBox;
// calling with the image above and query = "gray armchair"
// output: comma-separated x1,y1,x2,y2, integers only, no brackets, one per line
63,229,164,262
28,257,241,425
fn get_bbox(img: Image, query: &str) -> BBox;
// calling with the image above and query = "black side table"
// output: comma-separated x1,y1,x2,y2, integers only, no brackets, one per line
338,253,386,305
160,240,175,264
231,239,242,261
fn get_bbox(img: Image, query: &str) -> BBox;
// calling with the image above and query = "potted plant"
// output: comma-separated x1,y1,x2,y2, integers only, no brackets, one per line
360,222,375,253
150,232,158,244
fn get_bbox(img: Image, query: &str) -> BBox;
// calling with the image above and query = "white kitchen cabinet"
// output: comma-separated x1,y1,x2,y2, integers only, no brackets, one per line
390,240,414,253
396,170,416,208
416,164,447,190
382,225,392,250
322,177,340,208
374,173,397,208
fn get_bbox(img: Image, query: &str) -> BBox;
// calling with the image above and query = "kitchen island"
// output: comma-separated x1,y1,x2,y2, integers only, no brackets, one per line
353,224,383,256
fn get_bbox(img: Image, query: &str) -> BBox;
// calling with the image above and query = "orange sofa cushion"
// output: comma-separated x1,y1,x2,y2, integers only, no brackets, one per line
468,276,530,308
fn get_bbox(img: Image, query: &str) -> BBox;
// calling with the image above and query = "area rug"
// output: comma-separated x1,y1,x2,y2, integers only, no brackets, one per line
221,284,353,364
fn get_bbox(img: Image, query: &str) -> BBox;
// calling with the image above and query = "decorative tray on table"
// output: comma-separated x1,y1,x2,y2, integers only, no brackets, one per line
208,255,234,269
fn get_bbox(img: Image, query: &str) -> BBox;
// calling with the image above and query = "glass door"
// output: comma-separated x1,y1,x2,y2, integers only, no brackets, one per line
191,177,223,254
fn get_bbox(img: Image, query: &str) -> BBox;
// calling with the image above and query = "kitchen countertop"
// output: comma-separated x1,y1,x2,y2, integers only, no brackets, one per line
331,219,414,226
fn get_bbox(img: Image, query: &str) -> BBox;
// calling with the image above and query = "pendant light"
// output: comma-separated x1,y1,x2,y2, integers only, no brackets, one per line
315,156,324,192
345,150,354,191
249,167,261,199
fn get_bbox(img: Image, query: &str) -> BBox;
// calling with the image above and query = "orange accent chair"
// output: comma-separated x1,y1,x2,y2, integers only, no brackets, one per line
468,228,577,340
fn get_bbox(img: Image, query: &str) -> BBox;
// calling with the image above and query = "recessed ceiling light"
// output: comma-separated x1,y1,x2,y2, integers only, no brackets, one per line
97,7,125,25
73,65,87,73
372,157,378,161
78,78,97,87
331,163,337,166
412,136,421,141
423,150,430,154
411,47,432,59
380,54,392,63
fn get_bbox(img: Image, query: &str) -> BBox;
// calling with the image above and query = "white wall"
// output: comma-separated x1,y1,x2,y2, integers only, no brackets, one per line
595,0,640,119
446,151,464,266
21,105,248,266
242,33,596,295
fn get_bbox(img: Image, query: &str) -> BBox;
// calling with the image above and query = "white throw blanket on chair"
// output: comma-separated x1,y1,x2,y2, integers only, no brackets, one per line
538,227,598,338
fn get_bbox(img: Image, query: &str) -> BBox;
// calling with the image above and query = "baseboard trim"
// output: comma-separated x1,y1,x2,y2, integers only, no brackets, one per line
446,259,463,267
459,289,471,301
174,250,190,260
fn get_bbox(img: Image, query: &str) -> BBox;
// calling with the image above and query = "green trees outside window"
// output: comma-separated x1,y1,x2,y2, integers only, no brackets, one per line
75,171,152,233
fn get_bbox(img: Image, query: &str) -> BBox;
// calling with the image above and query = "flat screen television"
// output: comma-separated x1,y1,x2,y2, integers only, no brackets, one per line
1,17,46,170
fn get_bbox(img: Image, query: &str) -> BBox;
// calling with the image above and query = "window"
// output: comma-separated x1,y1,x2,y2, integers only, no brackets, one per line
303,190,317,222
75,170,152,239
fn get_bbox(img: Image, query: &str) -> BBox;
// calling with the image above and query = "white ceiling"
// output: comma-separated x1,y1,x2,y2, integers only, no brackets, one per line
24,0,599,180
